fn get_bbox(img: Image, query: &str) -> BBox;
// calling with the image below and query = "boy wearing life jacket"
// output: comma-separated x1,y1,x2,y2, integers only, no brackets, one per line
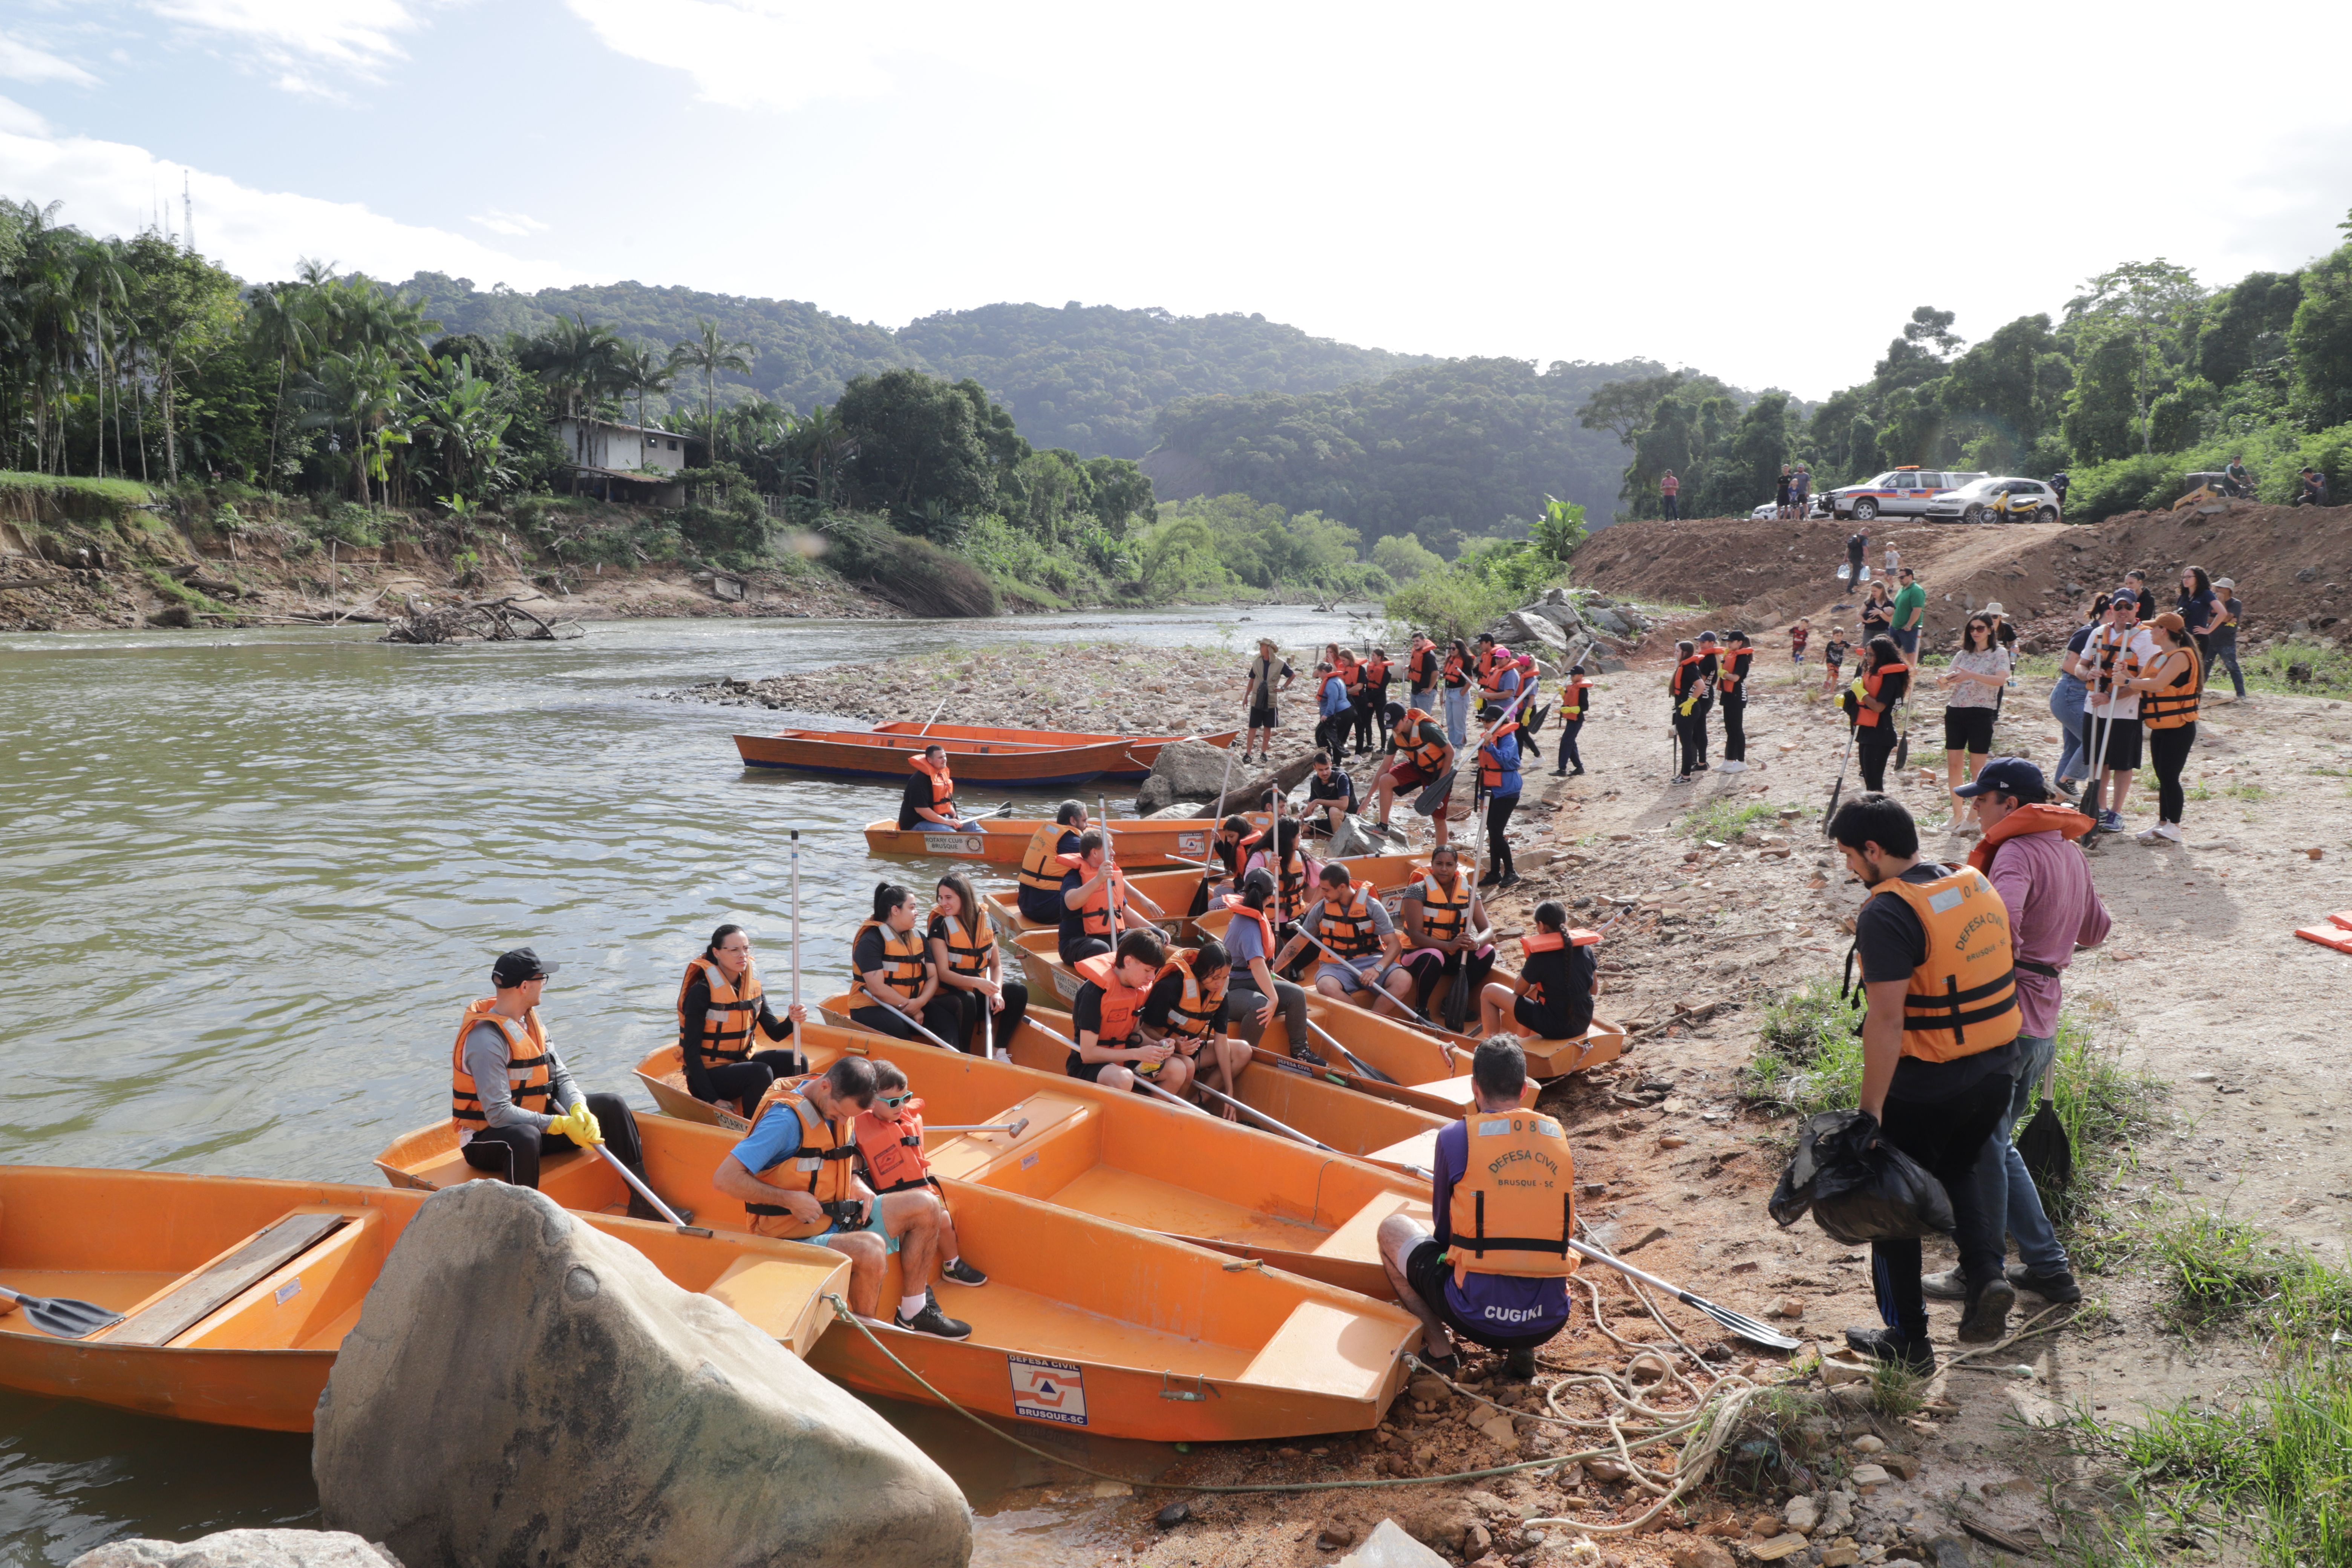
1014,801,1089,925
1273,862,1418,1021
1549,664,1592,778
851,1059,988,1289
897,744,979,835
1057,828,1169,965
1370,706,1456,849
1377,1038,1576,1380
1068,928,1190,1097
1830,792,2022,1372
708,1054,969,1338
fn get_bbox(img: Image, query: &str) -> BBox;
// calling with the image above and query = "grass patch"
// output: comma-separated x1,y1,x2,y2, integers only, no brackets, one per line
2037,1008,2167,1223
1743,977,1865,1117
1679,798,1781,842
2223,781,2270,801
139,567,234,619
0,470,155,507
2240,637,2352,698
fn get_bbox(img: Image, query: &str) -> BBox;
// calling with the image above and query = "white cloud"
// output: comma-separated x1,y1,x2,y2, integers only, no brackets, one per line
0,94,51,136
470,208,548,237
0,122,578,289
563,0,910,111
144,0,425,94
0,29,101,87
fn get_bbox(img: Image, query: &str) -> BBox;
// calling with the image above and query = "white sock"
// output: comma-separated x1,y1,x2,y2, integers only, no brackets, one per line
899,1293,929,1320
945,1256,962,1270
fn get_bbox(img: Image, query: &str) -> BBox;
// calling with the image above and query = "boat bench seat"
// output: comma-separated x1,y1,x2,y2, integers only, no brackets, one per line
1310,1191,1422,1260
107,1209,358,1348
926,1094,1094,1191
400,1143,595,1194
1242,1299,1407,1397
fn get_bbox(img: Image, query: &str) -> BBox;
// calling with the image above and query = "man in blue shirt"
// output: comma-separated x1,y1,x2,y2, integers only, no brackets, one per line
1377,1038,1576,1380
708,1056,970,1338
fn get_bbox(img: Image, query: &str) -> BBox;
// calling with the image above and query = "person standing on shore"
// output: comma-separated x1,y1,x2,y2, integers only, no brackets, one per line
1668,639,1708,785
1239,639,1293,764
1407,632,1441,716
1859,580,1893,646
1352,646,1393,754
1550,664,1592,777
1920,759,2104,1310
1890,567,1926,659
2050,597,2103,795
1475,715,1524,887
2123,569,2157,625
1371,705,1457,849
1845,528,1869,586
2125,613,2202,845
1313,662,1353,756
1661,469,1681,521
1790,619,1811,671
2206,578,2245,703
1716,631,1753,773
1936,614,2010,816
2082,593,2157,835
1830,792,2022,1368
1846,636,1908,793
1441,639,1474,747
2174,566,2219,665
1820,626,1850,696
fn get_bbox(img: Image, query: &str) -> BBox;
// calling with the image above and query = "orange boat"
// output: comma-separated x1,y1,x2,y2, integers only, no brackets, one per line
377,1096,1419,1442
982,851,1426,937
872,723,1240,781
0,1166,845,1432
866,815,1221,870
733,728,1139,787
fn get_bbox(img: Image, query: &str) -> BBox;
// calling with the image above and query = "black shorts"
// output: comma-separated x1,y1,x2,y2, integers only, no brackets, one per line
1404,1239,1562,1352
1065,1052,1156,1089
1249,705,1278,729
2097,715,2144,772
1513,994,1585,1040
1942,707,1996,753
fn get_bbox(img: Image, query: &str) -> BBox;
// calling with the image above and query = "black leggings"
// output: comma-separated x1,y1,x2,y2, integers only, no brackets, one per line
2148,721,2196,824
683,1048,804,1116
1870,1073,2014,1337
1483,792,1519,875
1857,722,1898,792
849,998,963,1045
1403,945,1495,1011
1553,720,1583,773
1721,696,1746,762
943,980,1029,1055
1674,712,1706,776
461,1092,644,1190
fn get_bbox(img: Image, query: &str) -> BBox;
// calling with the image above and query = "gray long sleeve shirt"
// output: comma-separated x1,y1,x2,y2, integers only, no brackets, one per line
462,1021,584,1140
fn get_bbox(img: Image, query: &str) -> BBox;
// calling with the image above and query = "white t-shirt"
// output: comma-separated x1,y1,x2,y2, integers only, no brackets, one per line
2083,626,2159,720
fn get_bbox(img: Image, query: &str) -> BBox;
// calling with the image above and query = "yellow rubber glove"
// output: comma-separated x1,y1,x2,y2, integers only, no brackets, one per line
555,1102,603,1148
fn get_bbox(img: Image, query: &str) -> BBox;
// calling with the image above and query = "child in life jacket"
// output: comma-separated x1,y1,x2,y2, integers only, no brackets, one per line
850,1060,986,1288
1478,899,1598,1041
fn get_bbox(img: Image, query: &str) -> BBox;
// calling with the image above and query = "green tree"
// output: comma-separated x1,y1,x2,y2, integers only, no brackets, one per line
833,367,997,534
1372,531,1441,581
2063,260,2205,454
667,317,755,463
2288,244,2352,430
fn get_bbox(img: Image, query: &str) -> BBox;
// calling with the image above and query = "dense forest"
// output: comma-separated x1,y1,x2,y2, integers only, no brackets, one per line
399,276,1431,461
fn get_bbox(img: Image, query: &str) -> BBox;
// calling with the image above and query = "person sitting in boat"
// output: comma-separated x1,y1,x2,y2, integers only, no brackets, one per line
926,873,1027,1059
1067,928,1193,1098
1217,868,1307,1053
898,744,981,835
454,947,663,1219
1015,801,1089,924
851,1059,986,1289
1242,817,1317,938
1273,862,1418,1023
707,1053,970,1338
1399,844,1496,1018
850,883,961,1044
1480,900,1599,1043
1137,937,1251,1119
1377,1037,1577,1380
1058,829,1168,964
1187,814,1257,917
1303,749,1358,839
1369,704,1456,850
678,923,809,1119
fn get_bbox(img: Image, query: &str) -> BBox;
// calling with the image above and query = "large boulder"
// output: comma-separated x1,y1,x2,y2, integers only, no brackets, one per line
1528,591,1585,634
1484,610,1570,654
1148,736,1241,800
314,1182,970,1568
69,1533,402,1568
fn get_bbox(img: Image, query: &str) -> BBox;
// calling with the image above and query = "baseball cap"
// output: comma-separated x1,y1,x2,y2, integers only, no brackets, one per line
1697,629,1720,643
1240,868,1277,898
2213,577,2234,590
492,947,559,987
1954,758,2049,802
2109,591,2138,609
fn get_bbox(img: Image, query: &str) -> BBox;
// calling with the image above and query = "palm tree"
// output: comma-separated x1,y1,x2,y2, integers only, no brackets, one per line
297,346,409,506
668,318,755,467
614,340,674,467
247,279,322,487
518,312,626,475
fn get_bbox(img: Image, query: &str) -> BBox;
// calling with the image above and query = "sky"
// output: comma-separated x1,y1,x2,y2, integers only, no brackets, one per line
3,0,2349,400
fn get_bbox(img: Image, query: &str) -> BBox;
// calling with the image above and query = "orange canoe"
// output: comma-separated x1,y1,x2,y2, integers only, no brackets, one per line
0,1166,845,1432
378,1099,1418,1442
873,723,1240,780
866,816,1223,870
982,851,1427,939
733,728,1139,787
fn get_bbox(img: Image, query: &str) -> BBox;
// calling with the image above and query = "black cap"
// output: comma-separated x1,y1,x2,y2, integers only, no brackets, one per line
1241,868,1277,897
492,947,560,987
1954,757,2048,802
1697,629,1720,643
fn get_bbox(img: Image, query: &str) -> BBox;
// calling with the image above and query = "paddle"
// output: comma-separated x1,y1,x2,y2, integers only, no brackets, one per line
789,828,802,1010
1304,1017,1401,1085
1565,1237,1802,1351
916,695,950,737
1294,920,1447,1038
2016,1058,2073,1188
589,1144,691,1228
1183,1078,1335,1150
929,1118,1031,1138
1199,740,1238,903
0,1283,125,1340
1821,718,1857,838
1019,1015,1209,1118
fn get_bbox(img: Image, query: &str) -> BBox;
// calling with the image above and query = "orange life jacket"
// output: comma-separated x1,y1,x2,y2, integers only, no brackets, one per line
1855,659,1908,728
742,1078,859,1239
675,956,767,1069
932,907,996,977
1479,723,1521,788
2086,626,2142,707
1442,652,1468,689
1447,1108,1580,1287
1401,717,1449,774
450,1000,554,1135
909,752,955,811
852,1101,932,1194
1159,948,1228,1043
1363,656,1392,689
850,919,927,1000
1476,648,1508,695
1964,802,2092,876
1519,927,1599,1008
1057,853,1128,938
1718,649,1752,696
1410,645,1439,689
1409,871,1472,946
1557,679,1591,723
1671,654,1707,705
2140,645,2202,730
1221,896,1277,962
1846,866,2020,1062
1018,822,1078,894
1315,879,1383,959
1074,952,1155,1066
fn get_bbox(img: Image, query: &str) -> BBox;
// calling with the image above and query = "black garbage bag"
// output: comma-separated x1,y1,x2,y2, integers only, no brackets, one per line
1768,1109,1955,1245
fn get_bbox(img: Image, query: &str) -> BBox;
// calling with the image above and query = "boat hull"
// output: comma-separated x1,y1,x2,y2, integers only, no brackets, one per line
733,729,1136,786
866,817,1220,869
873,724,1239,781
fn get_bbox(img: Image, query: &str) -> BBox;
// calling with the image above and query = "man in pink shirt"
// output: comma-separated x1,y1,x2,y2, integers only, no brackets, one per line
1660,469,1681,521
1924,759,2108,1305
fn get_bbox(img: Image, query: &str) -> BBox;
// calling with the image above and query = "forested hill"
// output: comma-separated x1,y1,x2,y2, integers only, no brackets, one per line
1144,356,1673,550
392,274,1430,460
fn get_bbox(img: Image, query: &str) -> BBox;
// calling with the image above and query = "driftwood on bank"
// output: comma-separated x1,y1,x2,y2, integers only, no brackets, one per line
380,594,582,645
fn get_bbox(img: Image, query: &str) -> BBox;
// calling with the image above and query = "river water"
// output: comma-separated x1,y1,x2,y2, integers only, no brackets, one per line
0,605,1369,1565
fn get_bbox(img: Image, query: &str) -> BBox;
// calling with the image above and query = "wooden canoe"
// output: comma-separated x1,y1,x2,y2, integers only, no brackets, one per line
385,1096,1419,1441
981,851,1427,940
733,728,1138,787
865,816,1221,870
639,1022,1427,1301
0,1166,846,1432
873,723,1240,781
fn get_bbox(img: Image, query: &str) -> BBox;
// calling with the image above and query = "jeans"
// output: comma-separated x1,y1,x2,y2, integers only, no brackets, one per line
1970,1032,2069,1277
2049,677,2089,782
2208,638,2245,697
1443,687,1469,747
915,818,980,834
1553,718,1583,772
1872,1071,2014,1337
2148,722,2195,823
1662,494,1680,520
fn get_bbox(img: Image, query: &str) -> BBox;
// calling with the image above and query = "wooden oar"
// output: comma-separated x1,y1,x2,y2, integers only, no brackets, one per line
1565,1237,1802,1350
915,695,951,737
1295,922,1451,1041
0,1283,125,1340
856,983,962,1054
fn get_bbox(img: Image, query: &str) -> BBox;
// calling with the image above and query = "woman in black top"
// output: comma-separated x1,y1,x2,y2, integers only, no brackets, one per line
1477,900,1596,1040
1858,581,1894,643
926,873,1028,1057
1847,635,1910,793
679,923,806,1116
850,882,960,1044
2174,565,2219,664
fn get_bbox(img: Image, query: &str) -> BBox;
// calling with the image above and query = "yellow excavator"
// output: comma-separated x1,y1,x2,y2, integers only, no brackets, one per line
2173,472,2237,510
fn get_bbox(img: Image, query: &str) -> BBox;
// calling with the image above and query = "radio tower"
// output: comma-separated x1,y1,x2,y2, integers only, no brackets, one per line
182,171,195,256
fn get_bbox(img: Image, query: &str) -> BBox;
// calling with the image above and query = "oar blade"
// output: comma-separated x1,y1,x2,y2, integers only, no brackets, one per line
1679,1289,1804,1351
24,1294,126,1340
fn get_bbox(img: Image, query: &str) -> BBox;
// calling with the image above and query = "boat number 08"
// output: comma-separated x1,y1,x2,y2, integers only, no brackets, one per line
1008,1354,1088,1425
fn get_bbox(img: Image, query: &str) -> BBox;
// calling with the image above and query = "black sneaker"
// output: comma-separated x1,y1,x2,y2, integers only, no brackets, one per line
1504,1346,1538,1381
1957,1277,2016,1343
2006,1264,2082,1303
1843,1325,1935,1374
940,1257,988,1287
894,1299,973,1339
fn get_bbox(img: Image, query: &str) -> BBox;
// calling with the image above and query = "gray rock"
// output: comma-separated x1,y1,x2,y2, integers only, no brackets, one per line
1525,600,1585,634
1146,736,1238,801
1584,606,1633,637
1135,775,1174,812
314,1182,969,1568
1485,610,1570,653
1338,1519,1451,1566
69,1532,403,1568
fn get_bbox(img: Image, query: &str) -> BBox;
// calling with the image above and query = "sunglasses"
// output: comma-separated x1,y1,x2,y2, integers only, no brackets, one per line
877,1092,913,1109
